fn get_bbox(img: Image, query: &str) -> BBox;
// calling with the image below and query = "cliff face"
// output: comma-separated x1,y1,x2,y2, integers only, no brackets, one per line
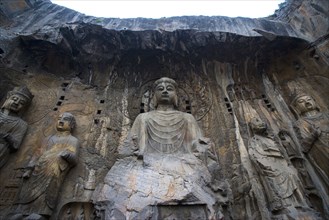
0,1,328,219
272,0,329,40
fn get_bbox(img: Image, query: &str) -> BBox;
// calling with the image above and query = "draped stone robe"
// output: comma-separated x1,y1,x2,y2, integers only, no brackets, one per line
93,110,219,219
0,111,28,168
248,134,303,210
15,133,79,216
132,110,203,160
295,112,329,194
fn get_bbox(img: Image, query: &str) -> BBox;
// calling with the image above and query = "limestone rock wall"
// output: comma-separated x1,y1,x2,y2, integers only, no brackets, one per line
0,0,328,219
272,0,329,41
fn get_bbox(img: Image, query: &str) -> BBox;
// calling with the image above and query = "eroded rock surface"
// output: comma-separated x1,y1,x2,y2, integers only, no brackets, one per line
0,0,328,219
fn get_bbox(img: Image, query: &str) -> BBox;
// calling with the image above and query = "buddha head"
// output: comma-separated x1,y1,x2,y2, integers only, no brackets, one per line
56,112,76,132
1,86,33,113
291,93,319,116
153,77,178,109
249,117,267,135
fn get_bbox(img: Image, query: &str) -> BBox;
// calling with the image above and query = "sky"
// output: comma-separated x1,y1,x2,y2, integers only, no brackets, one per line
51,0,286,19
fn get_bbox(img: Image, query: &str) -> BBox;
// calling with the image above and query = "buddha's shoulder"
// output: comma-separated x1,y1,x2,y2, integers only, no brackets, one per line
137,110,194,118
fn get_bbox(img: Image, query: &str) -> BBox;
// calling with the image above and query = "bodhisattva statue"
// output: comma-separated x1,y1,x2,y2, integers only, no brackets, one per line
10,112,79,220
93,77,223,220
248,117,314,218
0,86,33,168
291,93,329,194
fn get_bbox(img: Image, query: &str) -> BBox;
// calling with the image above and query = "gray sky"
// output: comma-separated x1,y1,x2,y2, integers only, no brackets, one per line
51,0,285,19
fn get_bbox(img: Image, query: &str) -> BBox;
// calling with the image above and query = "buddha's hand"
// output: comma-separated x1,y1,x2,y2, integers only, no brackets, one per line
131,134,139,150
60,150,73,161
0,133,8,145
198,137,212,146
22,168,33,179
0,133,8,139
131,134,143,159
2,134,16,150
310,124,321,138
193,137,212,152
302,122,321,139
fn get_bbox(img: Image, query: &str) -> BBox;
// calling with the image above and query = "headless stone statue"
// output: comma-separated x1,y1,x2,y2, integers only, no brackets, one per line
248,117,320,219
11,112,79,220
291,93,329,195
93,77,223,220
0,86,33,168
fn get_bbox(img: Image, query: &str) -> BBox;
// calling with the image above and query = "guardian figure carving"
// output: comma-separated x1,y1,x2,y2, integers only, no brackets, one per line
0,86,33,168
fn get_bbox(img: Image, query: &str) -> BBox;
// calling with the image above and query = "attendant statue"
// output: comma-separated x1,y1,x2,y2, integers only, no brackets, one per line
0,86,33,168
11,112,79,220
93,77,223,219
278,130,314,190
291,93,329,194
248,117,311,217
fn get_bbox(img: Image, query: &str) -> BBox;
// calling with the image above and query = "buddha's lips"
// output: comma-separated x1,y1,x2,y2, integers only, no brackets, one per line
11,103,18,109
305,103,313,108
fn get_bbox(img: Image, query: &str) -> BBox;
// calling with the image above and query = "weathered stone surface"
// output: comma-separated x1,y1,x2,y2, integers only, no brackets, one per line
0,0,328,219
0,0,301,39
271,0,329,40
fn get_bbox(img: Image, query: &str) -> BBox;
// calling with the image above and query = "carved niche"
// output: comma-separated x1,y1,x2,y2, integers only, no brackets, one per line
92,77,226,219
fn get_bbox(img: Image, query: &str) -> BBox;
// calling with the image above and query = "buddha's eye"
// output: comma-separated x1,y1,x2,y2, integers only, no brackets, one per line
157,86,164,91
166,86,174,91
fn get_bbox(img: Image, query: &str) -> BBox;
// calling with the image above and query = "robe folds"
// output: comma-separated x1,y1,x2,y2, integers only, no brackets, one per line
16,134,79,216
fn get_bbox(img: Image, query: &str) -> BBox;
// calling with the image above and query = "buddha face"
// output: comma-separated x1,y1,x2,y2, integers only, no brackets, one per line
56,113,75,132
2,94,28,113
294,95,317,114
250,117,267,134
154,81,177,106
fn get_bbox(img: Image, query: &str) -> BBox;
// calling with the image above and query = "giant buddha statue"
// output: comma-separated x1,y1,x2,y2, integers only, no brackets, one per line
93,77,224,219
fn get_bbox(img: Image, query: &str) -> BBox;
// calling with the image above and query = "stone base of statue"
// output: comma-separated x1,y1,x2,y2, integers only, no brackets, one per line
92,153,223,220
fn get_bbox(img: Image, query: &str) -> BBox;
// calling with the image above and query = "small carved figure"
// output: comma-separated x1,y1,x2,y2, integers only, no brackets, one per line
0,86,33,168
93,77,223,219
291,93,329,193
248,117,307,215
11,112,79,219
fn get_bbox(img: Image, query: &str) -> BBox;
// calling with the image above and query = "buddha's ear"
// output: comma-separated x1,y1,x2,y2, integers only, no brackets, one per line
173,94,178,109
152,94,158,109
70,122,75,131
